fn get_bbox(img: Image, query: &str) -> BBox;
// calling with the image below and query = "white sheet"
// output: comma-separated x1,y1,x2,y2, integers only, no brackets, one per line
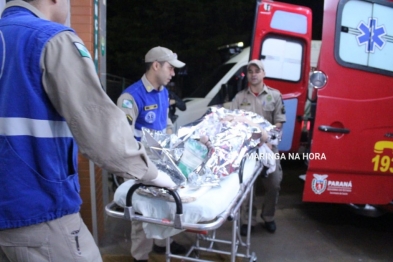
114,156,258,239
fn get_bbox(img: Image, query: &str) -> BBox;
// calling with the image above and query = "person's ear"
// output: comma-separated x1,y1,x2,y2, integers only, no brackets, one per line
152,61,160,71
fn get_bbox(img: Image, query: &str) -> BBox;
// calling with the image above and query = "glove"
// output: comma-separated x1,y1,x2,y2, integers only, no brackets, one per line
142,170,176,190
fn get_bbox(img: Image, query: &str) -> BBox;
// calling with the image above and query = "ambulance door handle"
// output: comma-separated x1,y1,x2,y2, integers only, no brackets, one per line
318,125,350,134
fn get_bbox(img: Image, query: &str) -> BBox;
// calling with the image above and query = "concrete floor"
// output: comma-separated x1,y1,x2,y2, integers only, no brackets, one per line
100,160,393,262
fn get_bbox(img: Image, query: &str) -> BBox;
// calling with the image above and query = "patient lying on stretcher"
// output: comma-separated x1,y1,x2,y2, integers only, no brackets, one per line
138,107,279,192
113,107,281,239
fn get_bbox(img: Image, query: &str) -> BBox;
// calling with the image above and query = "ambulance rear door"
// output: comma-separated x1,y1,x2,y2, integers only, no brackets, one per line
250,0,312,152
303,0,393,205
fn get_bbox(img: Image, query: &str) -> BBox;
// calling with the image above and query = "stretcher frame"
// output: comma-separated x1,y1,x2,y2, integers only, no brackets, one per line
105,147,263,262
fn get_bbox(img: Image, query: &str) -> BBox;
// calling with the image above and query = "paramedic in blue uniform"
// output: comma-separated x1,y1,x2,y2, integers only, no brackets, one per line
231,59,286,235
117,46,186,262
0,1,175,261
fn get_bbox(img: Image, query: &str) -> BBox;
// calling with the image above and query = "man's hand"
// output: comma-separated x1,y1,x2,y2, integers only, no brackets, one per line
169,99,176,106
141,170,176,190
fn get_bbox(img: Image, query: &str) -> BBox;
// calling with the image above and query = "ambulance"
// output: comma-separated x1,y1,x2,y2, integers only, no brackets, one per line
178,0,393,216
250,0,393,215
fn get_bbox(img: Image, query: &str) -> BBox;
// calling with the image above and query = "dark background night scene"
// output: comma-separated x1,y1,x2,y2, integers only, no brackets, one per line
106,0,324,98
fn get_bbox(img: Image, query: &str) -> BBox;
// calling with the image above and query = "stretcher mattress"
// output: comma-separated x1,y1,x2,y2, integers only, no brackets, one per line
114,156,258,239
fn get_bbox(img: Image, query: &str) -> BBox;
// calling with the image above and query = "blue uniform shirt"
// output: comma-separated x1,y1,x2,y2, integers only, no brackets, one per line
121,76,169,140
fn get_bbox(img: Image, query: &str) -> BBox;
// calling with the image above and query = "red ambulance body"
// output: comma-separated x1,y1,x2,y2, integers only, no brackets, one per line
251,0,393,215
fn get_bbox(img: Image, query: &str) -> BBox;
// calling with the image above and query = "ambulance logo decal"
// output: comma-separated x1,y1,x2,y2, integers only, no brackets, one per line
357,18,386,53
311,174,328,195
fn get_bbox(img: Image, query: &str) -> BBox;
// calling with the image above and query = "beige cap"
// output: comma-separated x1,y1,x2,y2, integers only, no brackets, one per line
247,59,265,71
145,46,185,68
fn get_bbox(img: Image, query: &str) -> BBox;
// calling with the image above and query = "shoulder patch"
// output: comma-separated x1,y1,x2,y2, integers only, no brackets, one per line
73,42,91,58
280,95,286,114
122,99,133,109
282,106,286,114
126,114,133,125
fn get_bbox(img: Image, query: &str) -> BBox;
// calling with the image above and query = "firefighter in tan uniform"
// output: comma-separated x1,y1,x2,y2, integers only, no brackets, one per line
231,59,286,235
0,1,174,261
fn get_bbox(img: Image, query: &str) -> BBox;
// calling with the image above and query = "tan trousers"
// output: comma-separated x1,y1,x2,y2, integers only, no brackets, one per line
0,213,102,262
241,157,283,225
131,220,168,260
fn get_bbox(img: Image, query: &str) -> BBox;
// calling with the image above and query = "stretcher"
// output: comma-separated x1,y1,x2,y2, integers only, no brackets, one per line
105,147,264,262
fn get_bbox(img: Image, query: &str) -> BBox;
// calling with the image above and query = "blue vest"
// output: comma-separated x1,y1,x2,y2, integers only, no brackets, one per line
122,80,169,139
0,7,81,229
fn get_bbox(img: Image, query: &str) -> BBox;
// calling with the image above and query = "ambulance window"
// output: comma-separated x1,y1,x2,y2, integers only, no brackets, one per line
208,66,247,106
271,11,307,34
226,66,247,101
260,37,303,82
337,0,393,74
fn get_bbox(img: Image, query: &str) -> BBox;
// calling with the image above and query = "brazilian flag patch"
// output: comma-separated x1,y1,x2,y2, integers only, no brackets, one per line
73,42,91,58
122,99,133,109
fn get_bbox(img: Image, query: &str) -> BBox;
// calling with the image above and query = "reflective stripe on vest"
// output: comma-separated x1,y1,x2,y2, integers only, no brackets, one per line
0,117,72,138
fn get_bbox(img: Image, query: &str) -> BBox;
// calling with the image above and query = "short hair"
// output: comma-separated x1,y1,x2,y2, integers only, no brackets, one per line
145,61,165,72
145,62,153,72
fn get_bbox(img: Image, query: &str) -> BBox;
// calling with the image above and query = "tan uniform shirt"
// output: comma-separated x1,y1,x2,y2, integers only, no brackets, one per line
34,9,157,181
231,85,286,125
